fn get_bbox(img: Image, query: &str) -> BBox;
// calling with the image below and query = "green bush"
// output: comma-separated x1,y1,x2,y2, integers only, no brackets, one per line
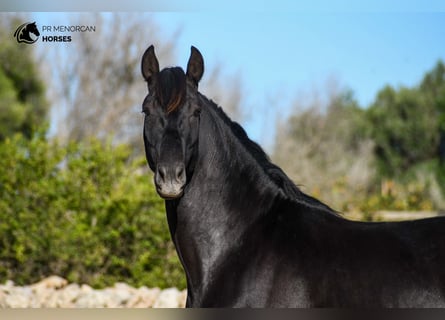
0,132,185,289
356,180,434,221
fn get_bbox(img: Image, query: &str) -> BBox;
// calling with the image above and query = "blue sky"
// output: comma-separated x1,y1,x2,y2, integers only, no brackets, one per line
139,12,445,147
152,13,444,103
29,11,445,149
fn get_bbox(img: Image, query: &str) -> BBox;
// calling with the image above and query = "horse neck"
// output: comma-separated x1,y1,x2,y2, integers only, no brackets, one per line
168,102,282,291
192,102,281,221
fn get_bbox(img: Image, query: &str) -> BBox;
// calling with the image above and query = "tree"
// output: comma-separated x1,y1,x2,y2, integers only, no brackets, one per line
367,61,445,180
273,83,374,210
367,85,439,177
419,60,445,193
420,60,445,160
0,15,48,140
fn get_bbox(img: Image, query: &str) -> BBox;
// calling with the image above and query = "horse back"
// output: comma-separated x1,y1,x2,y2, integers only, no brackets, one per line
269,203,445,307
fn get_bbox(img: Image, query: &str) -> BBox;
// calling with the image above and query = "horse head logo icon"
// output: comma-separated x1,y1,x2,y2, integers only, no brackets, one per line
14,22,40,44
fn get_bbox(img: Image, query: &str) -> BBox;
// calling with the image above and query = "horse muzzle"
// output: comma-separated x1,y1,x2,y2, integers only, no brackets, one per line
155,164,186,199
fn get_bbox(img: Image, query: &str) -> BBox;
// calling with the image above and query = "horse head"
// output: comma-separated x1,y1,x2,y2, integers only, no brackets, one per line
141,45,204,199
26,22,40,38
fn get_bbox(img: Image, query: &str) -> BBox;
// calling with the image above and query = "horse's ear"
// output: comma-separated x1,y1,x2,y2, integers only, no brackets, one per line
141,45,159,82
186,46,204,86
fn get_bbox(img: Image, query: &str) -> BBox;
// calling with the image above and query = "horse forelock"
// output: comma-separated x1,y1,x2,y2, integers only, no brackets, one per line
156,67,186,114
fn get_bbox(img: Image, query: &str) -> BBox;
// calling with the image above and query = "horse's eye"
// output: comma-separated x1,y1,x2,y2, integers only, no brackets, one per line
193,109,201,117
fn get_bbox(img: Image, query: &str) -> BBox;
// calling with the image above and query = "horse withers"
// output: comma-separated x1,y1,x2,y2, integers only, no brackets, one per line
140,45,445,307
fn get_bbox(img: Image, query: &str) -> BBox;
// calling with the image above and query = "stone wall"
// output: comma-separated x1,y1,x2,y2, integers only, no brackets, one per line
0,276,186,308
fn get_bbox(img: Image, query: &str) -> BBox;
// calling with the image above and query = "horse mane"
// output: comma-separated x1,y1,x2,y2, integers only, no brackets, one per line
199,93,338,215
156,67,186,114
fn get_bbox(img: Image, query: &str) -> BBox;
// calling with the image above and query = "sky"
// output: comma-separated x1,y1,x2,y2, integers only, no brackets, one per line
150,12,445,146
26,10,445,149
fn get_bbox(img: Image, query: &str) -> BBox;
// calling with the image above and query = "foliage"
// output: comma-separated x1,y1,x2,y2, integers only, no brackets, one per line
274,61,445,214
273,87,375,210
0,132,185,289
420,60,445,195
366,60,445,198
420,60,445,133
0,16,48,140
351,179,434,221
367,85,438,177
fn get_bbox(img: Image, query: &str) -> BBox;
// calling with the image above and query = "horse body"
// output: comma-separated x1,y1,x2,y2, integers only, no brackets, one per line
166,96,445,307
141,45,445,307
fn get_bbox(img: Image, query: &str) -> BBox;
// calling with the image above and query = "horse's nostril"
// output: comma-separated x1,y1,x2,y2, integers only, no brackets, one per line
157,166,167,182
176,166,185,181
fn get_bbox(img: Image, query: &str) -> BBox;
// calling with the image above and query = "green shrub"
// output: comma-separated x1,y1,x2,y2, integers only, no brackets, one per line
0,132,185,289
358,180,433,218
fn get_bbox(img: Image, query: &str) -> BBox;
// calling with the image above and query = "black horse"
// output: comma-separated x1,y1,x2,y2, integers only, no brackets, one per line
141,45,445,307
14,22,40,44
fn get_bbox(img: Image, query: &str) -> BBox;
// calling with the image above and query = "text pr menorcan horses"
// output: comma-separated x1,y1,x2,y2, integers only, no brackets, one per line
141,45,445,307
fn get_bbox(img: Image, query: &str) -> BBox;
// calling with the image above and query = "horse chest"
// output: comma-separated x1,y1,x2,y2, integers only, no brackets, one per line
186,260,311,307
